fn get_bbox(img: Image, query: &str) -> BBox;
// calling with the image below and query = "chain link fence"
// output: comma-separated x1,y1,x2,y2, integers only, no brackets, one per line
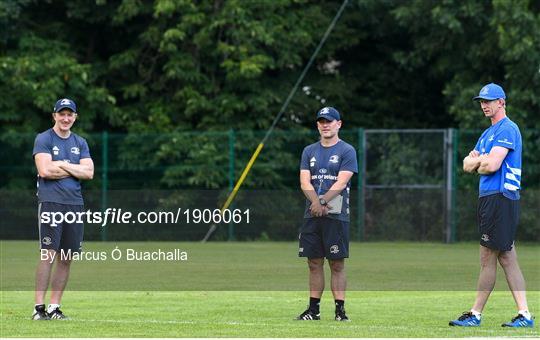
1,129,538,242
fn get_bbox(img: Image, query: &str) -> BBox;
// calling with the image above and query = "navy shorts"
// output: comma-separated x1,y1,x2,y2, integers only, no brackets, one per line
298,217,349,259
38,202,84,253
477,193,519,252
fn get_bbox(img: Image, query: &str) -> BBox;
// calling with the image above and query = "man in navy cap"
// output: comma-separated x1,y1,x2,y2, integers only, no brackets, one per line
295,107,358,321
31,98,94,320
449,84,534,328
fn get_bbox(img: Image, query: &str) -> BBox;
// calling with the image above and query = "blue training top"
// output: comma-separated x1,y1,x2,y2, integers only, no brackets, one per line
33,128,91,205
300,140,358,221
474,117,522,200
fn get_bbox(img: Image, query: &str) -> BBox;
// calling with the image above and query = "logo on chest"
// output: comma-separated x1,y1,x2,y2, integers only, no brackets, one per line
71,147,80,155
329,155,339,164
52,146,59,156
310,157,316,167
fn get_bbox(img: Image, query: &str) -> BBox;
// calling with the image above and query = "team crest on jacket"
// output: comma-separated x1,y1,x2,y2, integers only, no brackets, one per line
329,155,339,163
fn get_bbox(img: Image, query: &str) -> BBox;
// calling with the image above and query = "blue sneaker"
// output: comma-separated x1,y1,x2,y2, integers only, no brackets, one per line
502,314,534,328
449,312,481,327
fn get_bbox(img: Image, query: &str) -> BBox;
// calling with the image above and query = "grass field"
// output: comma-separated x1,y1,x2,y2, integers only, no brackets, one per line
1,241,539,337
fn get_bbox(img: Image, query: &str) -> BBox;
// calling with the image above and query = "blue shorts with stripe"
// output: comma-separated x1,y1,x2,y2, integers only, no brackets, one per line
477,193,519,252
298,217,349,259
38,202,84,253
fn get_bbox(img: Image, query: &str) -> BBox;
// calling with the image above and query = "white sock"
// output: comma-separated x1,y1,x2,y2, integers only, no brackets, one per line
519,310,531,320
470,309,482,319
47,304,60,313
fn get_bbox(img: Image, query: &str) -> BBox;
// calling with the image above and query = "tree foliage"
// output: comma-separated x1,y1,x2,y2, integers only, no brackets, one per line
1,0,538,189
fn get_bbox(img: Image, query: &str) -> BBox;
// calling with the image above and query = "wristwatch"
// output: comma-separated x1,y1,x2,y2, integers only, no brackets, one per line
319,198,327,206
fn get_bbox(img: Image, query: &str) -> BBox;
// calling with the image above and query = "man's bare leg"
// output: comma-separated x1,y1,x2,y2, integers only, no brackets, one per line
308,258,325,299
498,248,528,311
49,258,72,305
471,246,498,313
329,259,346,301
35,249,56,305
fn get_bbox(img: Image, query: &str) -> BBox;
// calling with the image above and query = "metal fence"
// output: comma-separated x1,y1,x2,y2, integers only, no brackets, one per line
360,129,453,242
1,129,538,242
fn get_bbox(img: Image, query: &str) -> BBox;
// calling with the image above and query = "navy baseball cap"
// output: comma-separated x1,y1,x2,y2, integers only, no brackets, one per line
316,107,340,121
473,83,506,101
53,98,77,113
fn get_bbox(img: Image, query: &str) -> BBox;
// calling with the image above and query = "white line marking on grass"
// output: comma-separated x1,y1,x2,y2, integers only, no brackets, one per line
6,316,538,337
8,317,270,327
13,316,537,336
85,319,276,326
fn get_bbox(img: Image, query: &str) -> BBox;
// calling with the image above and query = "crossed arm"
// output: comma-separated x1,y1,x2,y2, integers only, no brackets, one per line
35,153,94,180
463,146,509,175
300,170,354,217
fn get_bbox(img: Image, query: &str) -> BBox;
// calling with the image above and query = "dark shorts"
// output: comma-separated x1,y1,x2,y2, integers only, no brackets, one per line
38,202,84,253
298,217,349,259
477,193,519,252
